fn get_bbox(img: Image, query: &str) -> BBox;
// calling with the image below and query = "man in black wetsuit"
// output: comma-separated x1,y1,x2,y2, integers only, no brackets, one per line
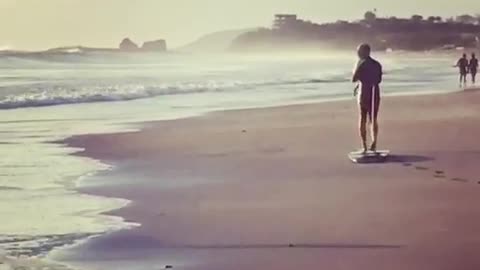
457,53,469,86
352,44,383,153
470,53,478,84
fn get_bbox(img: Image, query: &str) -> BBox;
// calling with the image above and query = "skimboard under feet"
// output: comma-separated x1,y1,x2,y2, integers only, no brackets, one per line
349,150,390,164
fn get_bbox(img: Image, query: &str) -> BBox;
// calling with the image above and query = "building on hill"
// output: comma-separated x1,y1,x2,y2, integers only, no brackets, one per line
273,14,299,30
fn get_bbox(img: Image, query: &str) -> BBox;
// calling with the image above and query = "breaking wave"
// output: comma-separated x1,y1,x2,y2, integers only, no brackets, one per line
0,77,349,110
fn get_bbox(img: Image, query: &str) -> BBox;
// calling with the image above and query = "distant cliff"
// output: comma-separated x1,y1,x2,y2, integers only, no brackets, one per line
119,38,167,52
142,40,167,51
231,13,480,51
119,38,139,51
0,38,168,58
42,38,168,54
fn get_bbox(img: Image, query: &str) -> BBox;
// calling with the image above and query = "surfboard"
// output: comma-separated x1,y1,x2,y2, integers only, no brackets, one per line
348,150,390,164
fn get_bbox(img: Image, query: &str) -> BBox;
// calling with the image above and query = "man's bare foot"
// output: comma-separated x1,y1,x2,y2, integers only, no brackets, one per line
360,145,368,153
357,148,368,154
369,142,377,152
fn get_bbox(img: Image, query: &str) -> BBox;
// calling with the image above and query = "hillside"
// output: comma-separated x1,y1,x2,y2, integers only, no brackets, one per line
231,14,480,52
178,28,255,53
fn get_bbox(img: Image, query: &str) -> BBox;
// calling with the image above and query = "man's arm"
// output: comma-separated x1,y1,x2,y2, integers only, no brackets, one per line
352,60,363,83
377,62,383,84
353,84,360,97
352,60,363,96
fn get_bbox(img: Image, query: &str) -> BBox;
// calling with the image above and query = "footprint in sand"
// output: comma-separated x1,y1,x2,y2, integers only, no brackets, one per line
260,147,285,154
433,170,446,179
450,178,469,183
414,166,429,171
400,162,477,187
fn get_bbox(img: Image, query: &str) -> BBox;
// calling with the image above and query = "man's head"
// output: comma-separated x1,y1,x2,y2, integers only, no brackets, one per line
357,43,371,59
472,53,476,59
463,53,467,59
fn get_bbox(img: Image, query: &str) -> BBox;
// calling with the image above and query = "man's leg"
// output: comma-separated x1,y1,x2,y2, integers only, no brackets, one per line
359,107,368,152
460,74,467,86
370,99,380,151
370,118,379,151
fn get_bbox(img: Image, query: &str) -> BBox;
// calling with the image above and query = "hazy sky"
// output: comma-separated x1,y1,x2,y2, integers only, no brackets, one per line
0,0,478,50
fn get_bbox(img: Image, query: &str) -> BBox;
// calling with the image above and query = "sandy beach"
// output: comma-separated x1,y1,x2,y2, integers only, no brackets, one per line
61,88,480,270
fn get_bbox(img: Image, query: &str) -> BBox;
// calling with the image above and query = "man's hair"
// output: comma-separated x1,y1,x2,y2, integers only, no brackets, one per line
357,43,371,55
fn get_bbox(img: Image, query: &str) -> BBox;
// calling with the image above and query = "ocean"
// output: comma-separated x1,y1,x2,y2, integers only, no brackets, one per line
0,51,459,269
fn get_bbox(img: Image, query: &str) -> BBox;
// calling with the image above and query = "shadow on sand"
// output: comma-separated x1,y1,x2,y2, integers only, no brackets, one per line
85,233,403,250
386,155,434,164
167,243,403,250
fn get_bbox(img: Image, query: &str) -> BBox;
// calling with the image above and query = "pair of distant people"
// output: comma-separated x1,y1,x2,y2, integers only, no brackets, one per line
456,53,478,86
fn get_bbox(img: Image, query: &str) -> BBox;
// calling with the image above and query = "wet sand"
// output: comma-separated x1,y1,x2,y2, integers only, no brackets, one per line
63,89,480,270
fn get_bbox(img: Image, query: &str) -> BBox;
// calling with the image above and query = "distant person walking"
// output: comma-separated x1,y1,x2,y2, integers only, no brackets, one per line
456,53,469,87
469,53,478,84
352,44,383,153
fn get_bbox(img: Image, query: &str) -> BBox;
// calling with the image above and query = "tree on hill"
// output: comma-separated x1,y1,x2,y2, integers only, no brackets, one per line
364,11,377,22
411,15,424,23
456,14,476,24
427,16,443,23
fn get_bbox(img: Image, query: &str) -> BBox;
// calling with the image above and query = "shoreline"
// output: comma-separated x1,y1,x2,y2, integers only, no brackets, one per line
55,87,480,269
0,112,140,269
0,50,471,269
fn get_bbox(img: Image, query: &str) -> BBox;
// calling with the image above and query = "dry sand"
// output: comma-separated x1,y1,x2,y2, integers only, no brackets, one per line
65,89,480,270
